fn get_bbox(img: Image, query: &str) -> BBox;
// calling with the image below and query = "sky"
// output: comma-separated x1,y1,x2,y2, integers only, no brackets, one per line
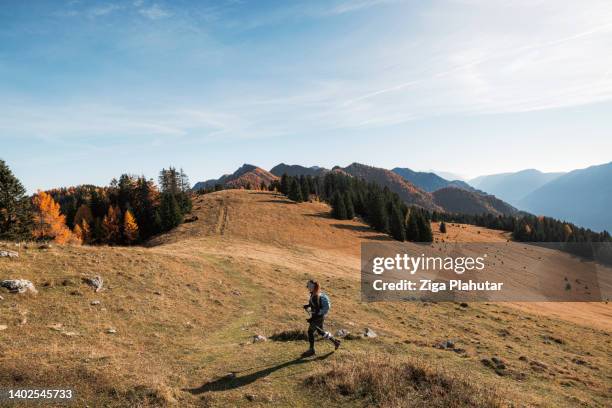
1,0,611,192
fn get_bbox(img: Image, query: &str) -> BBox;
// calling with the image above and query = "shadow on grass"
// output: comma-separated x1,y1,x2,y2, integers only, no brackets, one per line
184,352,333,394
261,199,296,204
359,234,393,241
303,212,331,219
331,223,371,232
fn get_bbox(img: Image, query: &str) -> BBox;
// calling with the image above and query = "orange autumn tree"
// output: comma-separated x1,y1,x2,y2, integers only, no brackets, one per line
102,206,121,243
123,209,139,244
32,191,80,244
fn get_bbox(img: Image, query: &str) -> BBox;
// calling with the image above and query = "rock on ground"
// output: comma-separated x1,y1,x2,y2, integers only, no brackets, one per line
364,328,378,338
336,329,350,337
0,250,19,258
83,276,103,292
1,279,37,294
253,334,267,343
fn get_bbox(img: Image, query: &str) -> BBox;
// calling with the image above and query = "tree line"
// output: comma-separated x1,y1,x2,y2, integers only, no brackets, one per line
275,172,434,242
0,159,191,245
430,210,611,244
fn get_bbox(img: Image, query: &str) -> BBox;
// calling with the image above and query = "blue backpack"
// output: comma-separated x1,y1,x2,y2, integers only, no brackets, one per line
319,293,331,315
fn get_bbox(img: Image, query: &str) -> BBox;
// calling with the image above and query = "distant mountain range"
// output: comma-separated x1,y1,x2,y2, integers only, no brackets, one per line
519,162,612,232
392,167,475,193
469,169,565,206
192,164,278,191
193,161,611,232
194,162,518,217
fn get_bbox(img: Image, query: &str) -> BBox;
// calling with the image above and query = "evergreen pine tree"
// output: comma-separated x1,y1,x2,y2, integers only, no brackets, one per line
300,175,310,201
369,193,389,232
331,192,348,219
344,192,355,219
0,159,32,240
280,174,289,195
389,204,406,241
288,179,303,202
159,192,183,231
417,213,433,242
405,211,420,241
439,221,447,233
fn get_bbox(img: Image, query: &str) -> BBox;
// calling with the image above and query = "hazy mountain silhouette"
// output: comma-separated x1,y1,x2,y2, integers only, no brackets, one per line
392,167,475,192
519,162,612,232
469,169,564,206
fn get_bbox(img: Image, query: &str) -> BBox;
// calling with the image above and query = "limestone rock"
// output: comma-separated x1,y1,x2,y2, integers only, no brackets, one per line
1,279,37,294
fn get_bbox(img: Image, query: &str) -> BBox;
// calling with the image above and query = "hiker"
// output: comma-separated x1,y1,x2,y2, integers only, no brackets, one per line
302,279,340,357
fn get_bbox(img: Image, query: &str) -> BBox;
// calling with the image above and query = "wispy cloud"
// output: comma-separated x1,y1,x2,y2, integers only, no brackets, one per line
89,4,122,17
139,4,172,20
324,0,402,16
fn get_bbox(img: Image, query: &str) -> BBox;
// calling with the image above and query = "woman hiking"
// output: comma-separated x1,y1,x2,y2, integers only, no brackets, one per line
302,280,341,357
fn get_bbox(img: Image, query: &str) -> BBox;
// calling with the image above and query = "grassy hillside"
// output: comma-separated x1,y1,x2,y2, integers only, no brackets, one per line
1,190,610,407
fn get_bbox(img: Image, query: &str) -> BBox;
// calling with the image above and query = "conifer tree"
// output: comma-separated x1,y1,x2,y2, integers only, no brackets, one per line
288,179,303,202
389,204,406,241
439,221,447,233
134,176,158,238
123,209,139,244
405,211,420,242
417,213,433,242
0,159,32,240
344,192,355,219
331,191,348,219
280,174,289,195
159,192,182,231
32,191,77,244
102,206,122,243
368,193,389,232
300,175,310,201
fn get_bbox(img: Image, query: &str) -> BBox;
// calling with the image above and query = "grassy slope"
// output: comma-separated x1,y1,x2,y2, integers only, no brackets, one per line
0,190,610,407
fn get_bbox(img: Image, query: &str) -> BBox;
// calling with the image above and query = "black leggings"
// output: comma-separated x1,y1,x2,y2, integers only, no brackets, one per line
308,316,326,349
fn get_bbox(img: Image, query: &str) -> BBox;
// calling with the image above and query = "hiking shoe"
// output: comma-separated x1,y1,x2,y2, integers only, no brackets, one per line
301,349,315,358
333,339,341,350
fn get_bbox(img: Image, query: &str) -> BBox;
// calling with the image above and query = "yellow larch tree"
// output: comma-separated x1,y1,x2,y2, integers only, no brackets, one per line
123,209,139,244
31,191,79,244
102,206,121,243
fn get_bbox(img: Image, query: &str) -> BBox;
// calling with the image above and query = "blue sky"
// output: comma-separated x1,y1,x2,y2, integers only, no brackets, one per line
1,0,611,192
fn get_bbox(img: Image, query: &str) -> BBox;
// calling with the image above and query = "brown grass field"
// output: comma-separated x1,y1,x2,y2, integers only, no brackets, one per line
1,190,610,407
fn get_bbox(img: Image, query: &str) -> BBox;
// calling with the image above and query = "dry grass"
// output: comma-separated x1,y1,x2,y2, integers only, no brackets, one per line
1,190,611,407
306,353,505,408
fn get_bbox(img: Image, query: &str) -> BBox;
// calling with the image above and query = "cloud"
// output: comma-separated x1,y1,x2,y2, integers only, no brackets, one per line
139,4,172,20
324,0,401,16
89,4,122,17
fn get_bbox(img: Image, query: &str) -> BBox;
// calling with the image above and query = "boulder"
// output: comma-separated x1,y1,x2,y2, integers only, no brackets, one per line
336,329,350,338
0,250,18,258
253,334,267,343
1,279,37,294
436,340,455,349
364,328,378,338
83,276,103,292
